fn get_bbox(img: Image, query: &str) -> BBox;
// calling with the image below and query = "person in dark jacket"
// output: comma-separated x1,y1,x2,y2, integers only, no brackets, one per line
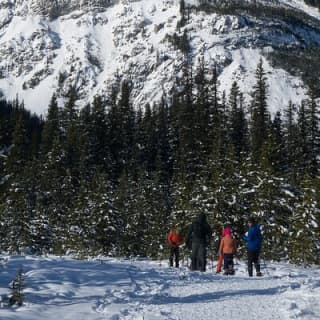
186,213,212,272
243,216,263,277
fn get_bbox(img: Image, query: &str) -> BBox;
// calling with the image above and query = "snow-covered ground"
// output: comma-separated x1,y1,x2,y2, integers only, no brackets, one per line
0,255,319,320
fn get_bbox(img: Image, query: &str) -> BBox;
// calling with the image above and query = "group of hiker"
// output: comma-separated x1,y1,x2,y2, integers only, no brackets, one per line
167,214,263,277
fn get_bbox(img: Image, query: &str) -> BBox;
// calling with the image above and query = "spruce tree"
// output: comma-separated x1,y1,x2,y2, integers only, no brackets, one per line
305,82,320,177
229,83,249,162
296,101,309,180
155,98,172,187
2,113,32,252
289,176,320,265
9,266,24,306
78,103,95,183
250,58,270,164
91,96,109,171
109,80,135,178
194,56,211,161
41,94,60,155
283,101,298,183
6,113,28,173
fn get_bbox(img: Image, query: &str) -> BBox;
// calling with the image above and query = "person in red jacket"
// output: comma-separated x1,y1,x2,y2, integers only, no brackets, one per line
167,226,184,268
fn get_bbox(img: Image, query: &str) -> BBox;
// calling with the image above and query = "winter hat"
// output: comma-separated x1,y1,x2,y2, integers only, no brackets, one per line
223,228,232,236
248,216,256,224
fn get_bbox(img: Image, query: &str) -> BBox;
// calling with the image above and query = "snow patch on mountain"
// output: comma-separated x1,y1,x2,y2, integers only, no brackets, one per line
0,0,319,114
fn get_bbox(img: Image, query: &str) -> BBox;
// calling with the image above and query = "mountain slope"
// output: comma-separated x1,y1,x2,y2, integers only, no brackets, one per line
0,0,319,114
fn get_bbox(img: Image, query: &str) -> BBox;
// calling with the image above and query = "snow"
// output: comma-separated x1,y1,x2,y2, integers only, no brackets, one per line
281,0,320,20
0,0,318,114
218,48,307,114
1,255,320,320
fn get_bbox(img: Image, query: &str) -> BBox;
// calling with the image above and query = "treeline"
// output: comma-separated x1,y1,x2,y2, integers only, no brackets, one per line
0,58,319,264
303,0,320,9
195,0,320,32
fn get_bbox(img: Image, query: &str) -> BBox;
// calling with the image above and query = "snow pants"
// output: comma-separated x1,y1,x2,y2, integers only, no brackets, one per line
223,253,234,271
169,246,180,268
247,250,261,276
191,241,207,272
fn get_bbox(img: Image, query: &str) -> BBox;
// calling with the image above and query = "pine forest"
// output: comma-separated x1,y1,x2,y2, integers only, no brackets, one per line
0,58,319,265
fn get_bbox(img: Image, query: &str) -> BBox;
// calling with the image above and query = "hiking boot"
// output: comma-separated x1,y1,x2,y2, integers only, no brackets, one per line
256,272,263,277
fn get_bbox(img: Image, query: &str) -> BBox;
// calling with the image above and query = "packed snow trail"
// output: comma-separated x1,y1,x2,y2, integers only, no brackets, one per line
0,256,319,320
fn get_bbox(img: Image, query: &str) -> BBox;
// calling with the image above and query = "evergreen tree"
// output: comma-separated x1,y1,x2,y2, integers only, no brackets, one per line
288,176,320,265
0,100,13,148
78,103,95,183
85,171,120,255
9,266,24,306
41,94,60,155
260,112,284,175
90,96,109,171
283,101,298,183
296,101,309,179
194,56,211,160
38,135,69,254
155,98,173,189
305,82,320,177
6,113,28,173
174,59,198,182
229,83,249,162
109,80,135,177
250,58,270,164
178,0,186,27
139,103,158,172
245,169,291,261
61,91,81,178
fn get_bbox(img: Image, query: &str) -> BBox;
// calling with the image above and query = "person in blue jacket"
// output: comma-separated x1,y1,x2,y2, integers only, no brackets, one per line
243,216,263,277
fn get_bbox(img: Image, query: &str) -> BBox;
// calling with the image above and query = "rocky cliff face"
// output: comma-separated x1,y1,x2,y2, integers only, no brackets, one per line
0,0,319,114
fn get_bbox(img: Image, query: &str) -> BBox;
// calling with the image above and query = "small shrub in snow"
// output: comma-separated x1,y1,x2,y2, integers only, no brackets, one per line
9,266,25,307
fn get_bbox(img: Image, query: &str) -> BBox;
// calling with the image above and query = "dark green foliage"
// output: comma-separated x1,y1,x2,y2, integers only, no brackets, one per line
178,0,187,27
283,101,299,183
288,176,320,265
0,59,320,264
229,83,249,162
166,30,190,54
250,58,270,164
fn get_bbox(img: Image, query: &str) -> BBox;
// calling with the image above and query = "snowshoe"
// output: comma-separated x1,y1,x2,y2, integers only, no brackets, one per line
256,272,263,277
223,269,235,275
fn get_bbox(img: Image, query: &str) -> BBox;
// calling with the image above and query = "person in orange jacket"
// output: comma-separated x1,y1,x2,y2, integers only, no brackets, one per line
219,227,237,275
167,226,184,268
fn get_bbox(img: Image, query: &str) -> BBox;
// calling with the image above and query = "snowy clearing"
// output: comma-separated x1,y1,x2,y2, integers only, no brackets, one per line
0,255,319,320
